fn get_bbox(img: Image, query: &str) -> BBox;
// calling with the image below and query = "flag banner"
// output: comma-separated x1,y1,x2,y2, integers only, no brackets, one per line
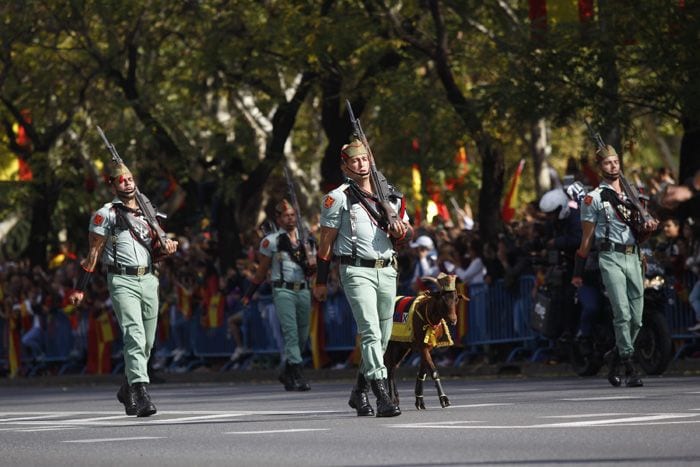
501,159,526,223
203,293,224,328
455,282,469,344
411,164,423,226
8,316,21,378
177,284,192,319
309,298,329,369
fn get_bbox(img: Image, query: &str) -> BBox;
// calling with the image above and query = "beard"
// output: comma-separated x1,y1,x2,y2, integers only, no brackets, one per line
601,170,620,181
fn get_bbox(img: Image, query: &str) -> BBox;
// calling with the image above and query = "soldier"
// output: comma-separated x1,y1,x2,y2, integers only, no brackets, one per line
70,160,178,417
571,144,658,387
313,138,412,417
243,200,314,391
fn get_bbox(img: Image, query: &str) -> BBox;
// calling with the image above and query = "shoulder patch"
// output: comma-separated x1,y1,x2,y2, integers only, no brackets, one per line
93,214,104,225
583,195,593,206
323,195,335,209
261,238,270,249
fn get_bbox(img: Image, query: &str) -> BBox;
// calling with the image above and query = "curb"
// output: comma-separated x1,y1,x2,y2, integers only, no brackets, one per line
2,358,698,388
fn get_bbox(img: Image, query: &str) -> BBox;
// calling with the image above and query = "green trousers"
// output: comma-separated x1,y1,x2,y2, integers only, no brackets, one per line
272,288,311,365
108,273,159,384
598,250,644,359
340,264,398,381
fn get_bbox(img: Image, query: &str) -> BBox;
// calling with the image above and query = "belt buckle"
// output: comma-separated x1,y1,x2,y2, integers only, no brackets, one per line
374,259,384,268
293,282,301,292
625,245,634,254
137,266,146,275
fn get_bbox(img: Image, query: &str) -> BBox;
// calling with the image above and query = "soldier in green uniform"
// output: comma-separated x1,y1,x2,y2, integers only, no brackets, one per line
70,161,178,417
313,138,412,417
243,200,314,391
572,144,658,387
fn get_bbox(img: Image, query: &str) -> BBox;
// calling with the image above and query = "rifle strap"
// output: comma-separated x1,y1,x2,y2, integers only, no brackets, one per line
113,204,155,257
599,188,637,236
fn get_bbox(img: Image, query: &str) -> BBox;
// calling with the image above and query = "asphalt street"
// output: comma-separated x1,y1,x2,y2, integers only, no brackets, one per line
0,375,699,466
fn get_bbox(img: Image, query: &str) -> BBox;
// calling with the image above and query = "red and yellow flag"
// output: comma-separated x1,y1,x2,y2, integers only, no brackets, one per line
501,159,526,223
177,284,192,319
454,283,469,344
7,315,21,378
202,293,225,328
309,298,329,369
411,163,423,226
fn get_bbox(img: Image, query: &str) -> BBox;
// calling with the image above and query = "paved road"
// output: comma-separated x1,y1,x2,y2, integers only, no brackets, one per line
1,375,699,466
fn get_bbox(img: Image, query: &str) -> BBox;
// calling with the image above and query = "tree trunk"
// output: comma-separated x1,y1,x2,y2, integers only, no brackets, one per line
476,138,505,239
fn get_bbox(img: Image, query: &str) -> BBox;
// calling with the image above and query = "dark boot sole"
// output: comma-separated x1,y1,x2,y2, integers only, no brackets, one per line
136,405,157,417
348,399,375,417
376,409,401,418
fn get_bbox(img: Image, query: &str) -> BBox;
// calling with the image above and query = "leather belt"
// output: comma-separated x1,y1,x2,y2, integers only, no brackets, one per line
107,265,153,276
598,242,637,254
339,256,394,268
272,280,307,291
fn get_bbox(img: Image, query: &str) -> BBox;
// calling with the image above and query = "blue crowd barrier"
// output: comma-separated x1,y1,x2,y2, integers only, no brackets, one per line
664,271,700,359
323,291,357,352
461,276,537,361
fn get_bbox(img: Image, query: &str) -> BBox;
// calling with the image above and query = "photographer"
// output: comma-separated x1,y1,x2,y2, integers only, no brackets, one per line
538,188,582,341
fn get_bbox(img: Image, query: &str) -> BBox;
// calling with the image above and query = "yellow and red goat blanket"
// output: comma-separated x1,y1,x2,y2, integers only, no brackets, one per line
391,295,454,348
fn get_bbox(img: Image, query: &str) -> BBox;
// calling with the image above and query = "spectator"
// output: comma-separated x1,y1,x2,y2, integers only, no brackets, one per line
455,239,486,286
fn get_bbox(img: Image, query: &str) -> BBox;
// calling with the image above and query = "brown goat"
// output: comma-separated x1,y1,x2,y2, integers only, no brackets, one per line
384,273,468,410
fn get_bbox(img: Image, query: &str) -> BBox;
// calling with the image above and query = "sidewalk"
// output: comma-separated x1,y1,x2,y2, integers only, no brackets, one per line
2,357,699,388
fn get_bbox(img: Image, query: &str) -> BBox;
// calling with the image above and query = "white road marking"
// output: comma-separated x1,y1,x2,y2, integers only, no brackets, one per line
446,403,514,409
560,396,643,401
389,413,700,430
63,436,165,443
542,413,633,419
225,428,329,435
14,426,81,432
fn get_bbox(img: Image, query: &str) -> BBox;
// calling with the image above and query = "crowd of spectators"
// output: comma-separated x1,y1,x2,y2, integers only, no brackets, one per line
2,165,699,378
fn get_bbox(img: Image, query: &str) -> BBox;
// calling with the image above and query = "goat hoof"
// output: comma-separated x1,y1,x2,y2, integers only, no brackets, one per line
440,396,450,408
415,397,426,410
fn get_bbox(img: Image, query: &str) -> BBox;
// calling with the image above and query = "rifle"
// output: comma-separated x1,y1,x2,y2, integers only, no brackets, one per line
282,165,316,273
96,126,169,250
584,120,656,235
345,99,400,230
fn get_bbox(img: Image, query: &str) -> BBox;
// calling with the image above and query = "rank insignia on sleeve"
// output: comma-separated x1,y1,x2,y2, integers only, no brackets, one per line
323,195,335,209
583,195,593,205
93,214,104,225
261,239,270,248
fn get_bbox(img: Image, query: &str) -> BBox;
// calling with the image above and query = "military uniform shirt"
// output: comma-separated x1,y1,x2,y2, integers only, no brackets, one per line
320,182,409,260
89,198,153,267
259,230,306,283
580,181,636,245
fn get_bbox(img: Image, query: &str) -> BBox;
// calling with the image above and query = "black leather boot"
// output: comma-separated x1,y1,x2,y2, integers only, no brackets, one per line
132,382,157,417
291,363,311,391
605,348,622,387
278,362,296,391
116,381,137,416
622,358,644,387
348,373,374,416
370,378,401,418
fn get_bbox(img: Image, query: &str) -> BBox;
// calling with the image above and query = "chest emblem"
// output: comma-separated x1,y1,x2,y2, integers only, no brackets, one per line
93,214,104,225
583,195,592,205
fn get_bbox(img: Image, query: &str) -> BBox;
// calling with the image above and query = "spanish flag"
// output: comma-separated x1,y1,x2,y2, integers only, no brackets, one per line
501,159,526,223
454,283,469,345
202,292,224,328
177,284,192,319
411,164,423,226
309,298,329,369
7,315,21,378
86,311,114,374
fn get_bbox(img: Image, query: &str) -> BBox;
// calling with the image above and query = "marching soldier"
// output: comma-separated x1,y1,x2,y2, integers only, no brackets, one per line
572,144,658,387
70,160,178,417
313,138,412,417
243,200,314,391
